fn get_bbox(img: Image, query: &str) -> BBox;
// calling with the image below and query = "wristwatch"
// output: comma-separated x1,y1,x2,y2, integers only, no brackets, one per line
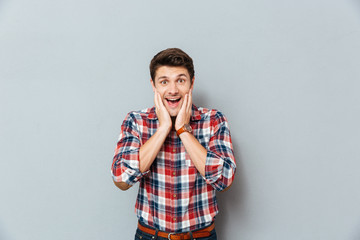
176,123,192,136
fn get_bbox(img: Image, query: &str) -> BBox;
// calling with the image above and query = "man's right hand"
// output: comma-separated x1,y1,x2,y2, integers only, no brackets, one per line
154,90,172,134
138,91,172,173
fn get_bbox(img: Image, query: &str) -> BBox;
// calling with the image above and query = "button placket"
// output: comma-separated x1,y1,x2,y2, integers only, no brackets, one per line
170,132,177,229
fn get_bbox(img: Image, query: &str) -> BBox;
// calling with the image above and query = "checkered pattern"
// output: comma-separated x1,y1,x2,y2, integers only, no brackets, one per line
111,105,236,233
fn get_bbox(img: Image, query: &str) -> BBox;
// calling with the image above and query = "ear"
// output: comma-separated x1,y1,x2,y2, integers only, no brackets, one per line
150,79,156,92
190,77,195,90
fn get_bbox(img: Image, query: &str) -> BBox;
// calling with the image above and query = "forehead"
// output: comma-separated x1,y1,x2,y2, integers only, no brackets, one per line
155,66,190,79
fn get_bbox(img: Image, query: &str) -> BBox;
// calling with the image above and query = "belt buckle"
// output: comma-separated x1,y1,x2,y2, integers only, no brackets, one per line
168,232,175,240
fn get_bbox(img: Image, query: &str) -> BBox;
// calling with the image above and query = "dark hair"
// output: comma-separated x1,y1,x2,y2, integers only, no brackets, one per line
150,48,194,83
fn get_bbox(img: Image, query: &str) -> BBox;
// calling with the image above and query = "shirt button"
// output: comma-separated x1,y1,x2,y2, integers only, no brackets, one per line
173,194,177,198
173,218,177,222
172,171,176,176
172,149,176,153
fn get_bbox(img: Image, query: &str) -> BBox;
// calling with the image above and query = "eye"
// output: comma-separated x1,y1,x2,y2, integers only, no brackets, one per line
178,79,185,83
160,80,168,85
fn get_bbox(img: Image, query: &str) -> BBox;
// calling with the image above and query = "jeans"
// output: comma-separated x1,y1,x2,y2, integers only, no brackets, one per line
134,223,217,240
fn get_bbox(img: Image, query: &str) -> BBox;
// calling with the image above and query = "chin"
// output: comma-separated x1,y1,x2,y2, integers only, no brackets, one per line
167,109,179,117
169,112,178,117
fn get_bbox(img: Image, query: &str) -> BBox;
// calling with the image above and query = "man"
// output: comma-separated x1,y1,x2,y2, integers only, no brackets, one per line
111,48,236,240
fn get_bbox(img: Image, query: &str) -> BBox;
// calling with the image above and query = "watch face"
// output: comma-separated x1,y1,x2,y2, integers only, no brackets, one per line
185,124,192,133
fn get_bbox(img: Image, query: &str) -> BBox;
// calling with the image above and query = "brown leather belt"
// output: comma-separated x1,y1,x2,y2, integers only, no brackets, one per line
137,222,215,240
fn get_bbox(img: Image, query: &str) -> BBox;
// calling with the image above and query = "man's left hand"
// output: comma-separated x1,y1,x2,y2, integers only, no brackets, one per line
175,89,193,130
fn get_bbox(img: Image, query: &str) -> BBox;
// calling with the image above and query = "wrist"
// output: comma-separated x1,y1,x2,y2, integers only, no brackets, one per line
178,131,192,139
176,123,192,136
175,122,188,131
158,124,171,135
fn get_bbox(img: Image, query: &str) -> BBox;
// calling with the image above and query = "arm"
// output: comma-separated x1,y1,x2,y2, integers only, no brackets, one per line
113,181,131,191
112,92,172,191
175,91,236,192
111,112,144,191
112,123,169,191
178,132,206,176
204,115,236,191
178,121,236,192
175,91,207,176
139,90,172,172
139,126,170,172
181,113,236,192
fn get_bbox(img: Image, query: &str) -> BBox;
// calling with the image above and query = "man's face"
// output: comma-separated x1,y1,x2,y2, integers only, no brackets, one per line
151,66,194,117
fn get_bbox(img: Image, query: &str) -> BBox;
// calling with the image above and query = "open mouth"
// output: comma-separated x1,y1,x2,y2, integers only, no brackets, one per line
165,97,181,107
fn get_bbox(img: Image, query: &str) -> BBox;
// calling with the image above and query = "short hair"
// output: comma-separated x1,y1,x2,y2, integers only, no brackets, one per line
150,48,195,83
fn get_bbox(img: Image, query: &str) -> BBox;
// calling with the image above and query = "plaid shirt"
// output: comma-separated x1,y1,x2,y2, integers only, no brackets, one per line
111,105,236,233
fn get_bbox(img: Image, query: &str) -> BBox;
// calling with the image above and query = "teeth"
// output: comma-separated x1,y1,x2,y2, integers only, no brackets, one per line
167,98,180,101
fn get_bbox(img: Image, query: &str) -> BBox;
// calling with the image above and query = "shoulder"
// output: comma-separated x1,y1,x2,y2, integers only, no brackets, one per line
196,106,227,122
196,107,231,134
124,107,154,121
120,107,154,134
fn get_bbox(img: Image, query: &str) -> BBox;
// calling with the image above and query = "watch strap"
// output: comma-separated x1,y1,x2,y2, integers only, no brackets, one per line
176,126,187,136
176,124,192,136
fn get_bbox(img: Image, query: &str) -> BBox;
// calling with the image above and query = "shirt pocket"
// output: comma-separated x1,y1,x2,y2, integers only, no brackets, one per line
183,152,194,167
184,152,198,188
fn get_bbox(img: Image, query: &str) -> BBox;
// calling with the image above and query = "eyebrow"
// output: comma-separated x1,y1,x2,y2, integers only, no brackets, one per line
157,74,188,80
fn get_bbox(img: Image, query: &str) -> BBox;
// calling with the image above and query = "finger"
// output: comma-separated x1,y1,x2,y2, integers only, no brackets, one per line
157,92,165,108
187,90,192,112
154,91,159,109
181,94,188,112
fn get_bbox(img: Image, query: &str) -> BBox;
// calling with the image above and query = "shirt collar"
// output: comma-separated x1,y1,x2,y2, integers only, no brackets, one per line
148,104,202,121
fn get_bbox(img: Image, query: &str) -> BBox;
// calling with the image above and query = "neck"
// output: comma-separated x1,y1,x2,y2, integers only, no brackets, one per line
171,117,176,130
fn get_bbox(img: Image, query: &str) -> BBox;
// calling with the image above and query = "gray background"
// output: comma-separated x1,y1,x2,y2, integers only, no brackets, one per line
1,0,360,239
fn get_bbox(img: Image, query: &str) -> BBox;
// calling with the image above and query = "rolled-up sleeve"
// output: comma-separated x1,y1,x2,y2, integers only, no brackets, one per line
111,112,147,186
204,112,236,191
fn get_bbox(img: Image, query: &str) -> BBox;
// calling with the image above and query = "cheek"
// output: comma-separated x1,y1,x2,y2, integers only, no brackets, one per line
157,88,166,96
179,85,191,95
156,90,165,98
179,90,189,97
160,93,166,101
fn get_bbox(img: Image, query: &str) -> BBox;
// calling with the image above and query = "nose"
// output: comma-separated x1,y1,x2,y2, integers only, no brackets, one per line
168,82,179,95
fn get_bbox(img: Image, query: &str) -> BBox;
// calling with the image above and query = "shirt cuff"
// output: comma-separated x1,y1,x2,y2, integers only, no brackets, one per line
112,168,150,186
203,150,225,185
